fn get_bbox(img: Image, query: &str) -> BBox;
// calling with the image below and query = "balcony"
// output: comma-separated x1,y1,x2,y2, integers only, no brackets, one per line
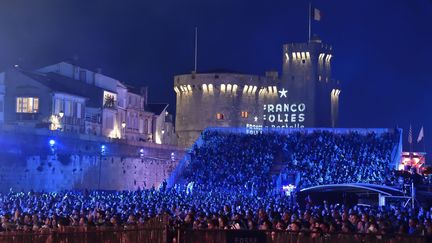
16,113,39,121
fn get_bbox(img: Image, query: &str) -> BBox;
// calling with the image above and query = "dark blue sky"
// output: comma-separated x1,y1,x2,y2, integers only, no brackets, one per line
0,0,431,153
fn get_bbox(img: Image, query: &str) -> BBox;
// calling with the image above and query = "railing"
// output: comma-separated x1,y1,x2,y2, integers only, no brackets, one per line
0,227,166,243
0,227,428,243
175,229,429,243
206,126,399,136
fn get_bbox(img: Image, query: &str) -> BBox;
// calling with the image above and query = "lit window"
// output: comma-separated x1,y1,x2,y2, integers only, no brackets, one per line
247,85,253,93
221,84,226,93
16,97,39,113
232,84,238,93
318,75,322,81
241,111,248,118
216,113,224,120
243,85,249,94
227,84,232,92
103,91,117,108
174,86,180,94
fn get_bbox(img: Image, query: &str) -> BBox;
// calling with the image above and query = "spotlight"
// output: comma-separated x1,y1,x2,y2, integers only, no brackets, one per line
100,145,106,154
49,140,56,146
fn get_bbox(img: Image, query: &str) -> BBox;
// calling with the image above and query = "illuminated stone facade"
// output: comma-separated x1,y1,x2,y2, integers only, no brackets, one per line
175,39,341,147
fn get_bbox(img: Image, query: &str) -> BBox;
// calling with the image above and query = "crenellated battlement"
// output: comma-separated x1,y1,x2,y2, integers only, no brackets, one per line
173,73,279,97
175,40,341,147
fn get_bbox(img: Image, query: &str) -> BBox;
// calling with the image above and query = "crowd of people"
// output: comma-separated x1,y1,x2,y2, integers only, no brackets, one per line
0,188,431,238
185,129,400,194
1,129,430,240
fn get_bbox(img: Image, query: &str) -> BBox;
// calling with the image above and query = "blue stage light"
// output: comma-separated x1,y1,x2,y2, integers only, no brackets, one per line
101,145,106,154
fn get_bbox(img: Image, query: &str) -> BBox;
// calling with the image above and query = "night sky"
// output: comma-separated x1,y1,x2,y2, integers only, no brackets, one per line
0,0,431,154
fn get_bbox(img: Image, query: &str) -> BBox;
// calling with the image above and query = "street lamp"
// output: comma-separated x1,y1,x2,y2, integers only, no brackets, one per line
58,111,64,131
121,121,126,139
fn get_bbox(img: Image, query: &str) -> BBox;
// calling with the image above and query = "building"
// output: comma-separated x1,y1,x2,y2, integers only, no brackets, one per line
146,103,176,145
0,62,177,145
174,38,341,147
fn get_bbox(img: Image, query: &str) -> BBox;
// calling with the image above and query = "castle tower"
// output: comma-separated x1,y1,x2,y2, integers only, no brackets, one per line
279,38,340,128
174,38,341,147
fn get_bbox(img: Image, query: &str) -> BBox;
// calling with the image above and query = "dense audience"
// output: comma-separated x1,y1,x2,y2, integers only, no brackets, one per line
1,128,430,240
185,129,400,193
0,188,431,238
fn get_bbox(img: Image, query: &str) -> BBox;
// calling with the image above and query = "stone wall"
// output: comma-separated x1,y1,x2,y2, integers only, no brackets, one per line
0,128,184,192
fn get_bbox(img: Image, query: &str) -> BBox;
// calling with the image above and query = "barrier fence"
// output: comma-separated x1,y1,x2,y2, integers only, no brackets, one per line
175,229,429,243
0,227,166,243
0,227,429,243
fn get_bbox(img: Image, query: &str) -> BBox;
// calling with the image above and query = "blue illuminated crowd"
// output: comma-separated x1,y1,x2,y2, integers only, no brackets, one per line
0,188,431,237
185,130,400,194
0,129,430,239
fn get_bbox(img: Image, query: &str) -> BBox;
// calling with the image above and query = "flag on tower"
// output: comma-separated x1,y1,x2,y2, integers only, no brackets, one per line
408,125,413,144
312,7,322,21
417,126,424,143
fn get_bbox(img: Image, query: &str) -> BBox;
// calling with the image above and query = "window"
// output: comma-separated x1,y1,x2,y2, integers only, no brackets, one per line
76,103,82,119
216,113,224,120
79,70,86,82
16,97,39,113
54,98,62,114
241,111,248,118
103,91,117,108
65,100,73,116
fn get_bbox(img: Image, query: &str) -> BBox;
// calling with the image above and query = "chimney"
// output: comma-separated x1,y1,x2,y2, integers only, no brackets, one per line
140,87,148,106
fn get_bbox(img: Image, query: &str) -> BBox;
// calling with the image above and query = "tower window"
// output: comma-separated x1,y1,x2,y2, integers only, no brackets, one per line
302,60,306,64
241,111,248,118
216,113,224,120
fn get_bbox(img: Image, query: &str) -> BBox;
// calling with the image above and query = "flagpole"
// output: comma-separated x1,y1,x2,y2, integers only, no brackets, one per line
409,124,413,158
308,2,311,42
411,126,413,156
194,27,198,73
423,128,426,154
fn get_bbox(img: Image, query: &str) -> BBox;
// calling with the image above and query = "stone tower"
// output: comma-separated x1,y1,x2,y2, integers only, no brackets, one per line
174,38,341,147
278,38,340,128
